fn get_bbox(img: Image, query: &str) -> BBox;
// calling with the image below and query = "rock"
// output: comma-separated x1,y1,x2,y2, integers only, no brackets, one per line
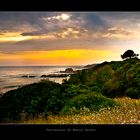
28,75,36,78
41,74,69,78
47,74,69,78
21,75,28,78
65,68,74,73
60,68,75,73
21,75,36,78
41,75,48,78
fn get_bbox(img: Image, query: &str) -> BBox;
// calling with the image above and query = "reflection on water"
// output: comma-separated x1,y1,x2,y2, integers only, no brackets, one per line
0,77,68,93
0,66,82,93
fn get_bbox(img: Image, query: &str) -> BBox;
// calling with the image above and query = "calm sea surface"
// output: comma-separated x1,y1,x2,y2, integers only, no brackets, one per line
0,66,83,93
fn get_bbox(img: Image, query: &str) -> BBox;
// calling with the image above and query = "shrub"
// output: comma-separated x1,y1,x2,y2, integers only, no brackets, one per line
102,80,127,98
0,80,63,121
125,88,140,99
90,85,101,93
101,60,140,98
62,84,91,100
60,92,118,115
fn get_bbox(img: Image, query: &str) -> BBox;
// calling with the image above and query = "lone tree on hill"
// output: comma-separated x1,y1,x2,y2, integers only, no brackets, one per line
121,50,139,59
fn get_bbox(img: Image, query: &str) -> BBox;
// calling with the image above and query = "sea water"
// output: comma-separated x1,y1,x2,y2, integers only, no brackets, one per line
0,66,83,93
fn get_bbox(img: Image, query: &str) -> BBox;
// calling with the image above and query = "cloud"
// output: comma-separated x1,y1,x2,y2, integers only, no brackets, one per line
45,13,71,21
82,12,110,31
1,12,140,66
93,27,134,40
97,12,140,29
0,12,115,40
18,12,109,38
0,12,140,35
0,12,140,55
17,12,121,41
0,35,110,54
0,12,54,34
0,27,137,54
19,13,74,37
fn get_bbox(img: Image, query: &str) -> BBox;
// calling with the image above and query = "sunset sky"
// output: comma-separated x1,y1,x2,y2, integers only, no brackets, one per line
0,12,140,66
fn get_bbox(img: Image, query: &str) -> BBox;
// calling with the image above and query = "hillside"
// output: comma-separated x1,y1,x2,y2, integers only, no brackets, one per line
66,58,140,98
0,58,140,123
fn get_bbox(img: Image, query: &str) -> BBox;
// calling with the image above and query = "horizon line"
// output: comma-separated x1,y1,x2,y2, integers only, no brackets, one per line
0,65,86,67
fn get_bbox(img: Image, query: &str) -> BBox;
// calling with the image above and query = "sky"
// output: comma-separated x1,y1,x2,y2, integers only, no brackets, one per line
0,12,140,66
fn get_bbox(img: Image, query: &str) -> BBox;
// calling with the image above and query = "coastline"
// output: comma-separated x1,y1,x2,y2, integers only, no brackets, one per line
0,66,84,94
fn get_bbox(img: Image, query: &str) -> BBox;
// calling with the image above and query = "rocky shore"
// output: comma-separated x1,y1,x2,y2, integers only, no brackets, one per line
21,68,77,78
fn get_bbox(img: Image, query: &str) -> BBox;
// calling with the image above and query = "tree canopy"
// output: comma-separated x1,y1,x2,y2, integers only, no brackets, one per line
121,50,139,59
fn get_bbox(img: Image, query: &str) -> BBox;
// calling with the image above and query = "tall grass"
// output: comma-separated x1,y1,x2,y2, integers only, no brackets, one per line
16,97,140,124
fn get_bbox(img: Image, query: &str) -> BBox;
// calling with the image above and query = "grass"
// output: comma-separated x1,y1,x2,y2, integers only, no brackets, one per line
14,97,140,124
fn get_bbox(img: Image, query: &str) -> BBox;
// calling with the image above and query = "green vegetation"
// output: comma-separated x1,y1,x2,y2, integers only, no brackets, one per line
61,92,118,115
0,57,140,123
15,97,140,124
65,58,140,99
102,58,140,98
0,80,63,121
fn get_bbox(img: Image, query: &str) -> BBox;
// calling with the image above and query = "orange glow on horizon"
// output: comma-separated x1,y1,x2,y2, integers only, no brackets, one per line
0,49,118,66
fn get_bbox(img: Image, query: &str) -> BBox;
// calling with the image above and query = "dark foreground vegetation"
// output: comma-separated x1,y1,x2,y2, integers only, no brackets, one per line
0,57,140,123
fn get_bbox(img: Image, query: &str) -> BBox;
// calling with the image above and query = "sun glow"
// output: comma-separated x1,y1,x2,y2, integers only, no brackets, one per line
0,49,117,66
61,14,70,20
0,32,58,42
0,32,32,42
46,13,71,21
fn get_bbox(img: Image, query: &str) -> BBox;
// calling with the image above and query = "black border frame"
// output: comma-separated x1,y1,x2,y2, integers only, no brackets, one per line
0,0,140,137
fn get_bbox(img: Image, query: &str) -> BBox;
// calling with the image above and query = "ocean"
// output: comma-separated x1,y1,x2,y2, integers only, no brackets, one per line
0,66,83,93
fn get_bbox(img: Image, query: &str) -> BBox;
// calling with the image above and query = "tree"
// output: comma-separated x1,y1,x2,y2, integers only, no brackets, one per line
121,50,139,59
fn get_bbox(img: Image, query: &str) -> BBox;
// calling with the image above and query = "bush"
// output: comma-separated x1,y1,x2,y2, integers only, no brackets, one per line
0,80,63,121
90,85,101,93
101,60,140,98
102,80,127,98
62,84,91,100
60,92,118,115
125,87,140,99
